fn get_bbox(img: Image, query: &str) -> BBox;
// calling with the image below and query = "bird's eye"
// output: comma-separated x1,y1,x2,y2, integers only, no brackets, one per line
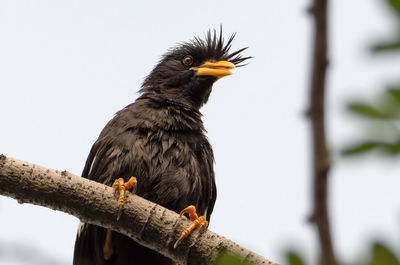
182,56,193,66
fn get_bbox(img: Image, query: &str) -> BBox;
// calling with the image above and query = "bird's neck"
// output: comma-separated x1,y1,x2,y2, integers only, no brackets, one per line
139,77,214,110
135,92,205,133
138,89,200,112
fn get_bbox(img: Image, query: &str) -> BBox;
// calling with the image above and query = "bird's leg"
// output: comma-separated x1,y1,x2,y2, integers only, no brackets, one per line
173,205,208,248
112,177,137,220
102,177,137,260
103,229,114,260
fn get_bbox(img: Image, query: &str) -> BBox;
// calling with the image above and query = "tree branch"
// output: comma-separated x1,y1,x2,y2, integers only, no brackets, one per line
0,154,278,265
306,0,337,265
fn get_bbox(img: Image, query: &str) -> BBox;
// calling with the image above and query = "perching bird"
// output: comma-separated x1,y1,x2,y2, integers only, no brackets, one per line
73,29,249,265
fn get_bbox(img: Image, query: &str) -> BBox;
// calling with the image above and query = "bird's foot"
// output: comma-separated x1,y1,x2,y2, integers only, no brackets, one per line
112,176,137,220
173,205,208,248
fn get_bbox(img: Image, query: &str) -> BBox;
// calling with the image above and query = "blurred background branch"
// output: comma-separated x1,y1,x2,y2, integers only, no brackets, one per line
287,0,400,265
306,0,337,265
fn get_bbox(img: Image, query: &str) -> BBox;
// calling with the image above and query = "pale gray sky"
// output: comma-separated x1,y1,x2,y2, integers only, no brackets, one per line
1,1,399,264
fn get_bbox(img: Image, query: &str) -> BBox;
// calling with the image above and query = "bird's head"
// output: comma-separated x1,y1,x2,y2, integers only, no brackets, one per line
141,29,250,109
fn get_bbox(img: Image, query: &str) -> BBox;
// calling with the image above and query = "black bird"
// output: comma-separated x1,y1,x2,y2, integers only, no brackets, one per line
73,29,249,265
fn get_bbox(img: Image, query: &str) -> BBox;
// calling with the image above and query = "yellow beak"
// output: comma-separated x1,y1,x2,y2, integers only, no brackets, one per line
191,60,235,78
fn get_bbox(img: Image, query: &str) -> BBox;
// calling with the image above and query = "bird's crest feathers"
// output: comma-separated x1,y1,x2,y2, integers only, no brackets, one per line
173,28,251,67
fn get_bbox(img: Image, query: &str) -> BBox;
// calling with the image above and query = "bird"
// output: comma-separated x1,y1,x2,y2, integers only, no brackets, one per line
73,29,249,265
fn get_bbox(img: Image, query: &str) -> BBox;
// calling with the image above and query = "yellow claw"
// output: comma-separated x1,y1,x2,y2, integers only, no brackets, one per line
112,177,137,220
174,205,208,248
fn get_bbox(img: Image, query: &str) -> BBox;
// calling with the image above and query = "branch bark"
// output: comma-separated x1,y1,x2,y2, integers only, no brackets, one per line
307,0,338,265
0,154,278,265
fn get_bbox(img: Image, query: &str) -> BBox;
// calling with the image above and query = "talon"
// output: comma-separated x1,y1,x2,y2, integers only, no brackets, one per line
174,205,208,248
112,177,137,220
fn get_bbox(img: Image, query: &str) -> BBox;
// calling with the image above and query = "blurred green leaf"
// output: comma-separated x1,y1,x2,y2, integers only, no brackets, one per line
387,0,400,16
347,103,393,119
381,141,400,154
286,251,305,265
371,41,400,53
213,251,251,265
387,88,400,103
342,142,382,156
368,243,400,265
342,141,400,156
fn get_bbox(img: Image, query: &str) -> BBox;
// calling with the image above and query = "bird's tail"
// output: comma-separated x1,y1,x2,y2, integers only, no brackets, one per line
73,222,108,265
73,222,172,265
